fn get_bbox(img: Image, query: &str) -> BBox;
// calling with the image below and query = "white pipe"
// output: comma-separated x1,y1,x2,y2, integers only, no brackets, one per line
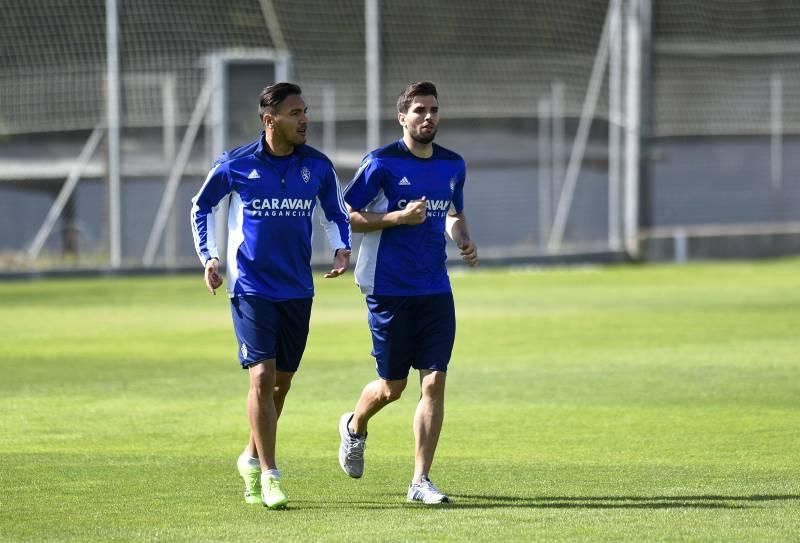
258,0,288,51
208,56,226,159
143,82,213,266
624,0,642,259
162,74,178,266
608,1,623,251
105,0,122,267
322,84,336,157
548,0,618,251
365,0,380,151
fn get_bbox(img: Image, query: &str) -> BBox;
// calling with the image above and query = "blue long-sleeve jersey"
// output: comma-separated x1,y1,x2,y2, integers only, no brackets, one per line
191,134,351,300
343,139,466,296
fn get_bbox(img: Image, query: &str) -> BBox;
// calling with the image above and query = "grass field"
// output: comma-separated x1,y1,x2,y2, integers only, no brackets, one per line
1,259,799,542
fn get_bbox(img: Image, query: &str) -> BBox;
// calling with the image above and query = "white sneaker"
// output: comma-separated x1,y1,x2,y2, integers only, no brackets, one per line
407,476,450,504
338,412,366,478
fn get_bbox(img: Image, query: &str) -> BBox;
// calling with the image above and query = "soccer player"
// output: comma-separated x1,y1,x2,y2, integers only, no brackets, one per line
191,82,351,510
338,81,478,504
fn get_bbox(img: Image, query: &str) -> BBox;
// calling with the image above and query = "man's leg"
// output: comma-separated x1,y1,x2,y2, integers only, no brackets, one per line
245,370,294,456
247,360,279,470
341,294,412,478
412,369,446,483
247,360,290,509
351,378,407,434
406,369,450,504
238,359,280,506
339,378,406,478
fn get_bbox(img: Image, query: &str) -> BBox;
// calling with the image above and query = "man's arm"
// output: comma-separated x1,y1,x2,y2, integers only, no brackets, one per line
446,211,479,266
349,196,427,233
190,162,230,293
324,248,352,279
317,166,352,279
204,257,223,294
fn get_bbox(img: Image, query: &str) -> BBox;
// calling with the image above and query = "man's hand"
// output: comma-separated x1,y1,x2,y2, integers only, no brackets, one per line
398,196,427,226
458,239,479,267
204,258,223,294
324,249,351,278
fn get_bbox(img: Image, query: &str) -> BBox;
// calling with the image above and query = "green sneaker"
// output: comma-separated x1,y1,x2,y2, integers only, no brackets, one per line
236,457,262,505
261,474,288,510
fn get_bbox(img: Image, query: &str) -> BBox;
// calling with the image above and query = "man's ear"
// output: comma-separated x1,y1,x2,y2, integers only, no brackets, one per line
263,112,273,128
397,111,406,128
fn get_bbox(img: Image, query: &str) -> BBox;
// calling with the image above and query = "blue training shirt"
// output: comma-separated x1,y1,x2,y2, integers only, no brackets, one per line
344,139,466,296
191,134,351,301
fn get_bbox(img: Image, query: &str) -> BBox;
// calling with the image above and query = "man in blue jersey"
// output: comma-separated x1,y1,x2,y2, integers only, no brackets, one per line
338,81,478,504
191,82,351,510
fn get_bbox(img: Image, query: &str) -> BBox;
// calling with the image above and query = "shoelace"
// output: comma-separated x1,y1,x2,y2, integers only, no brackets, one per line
346,436,365,460
267,478,282,491
247,471,261,490
417,478,442,496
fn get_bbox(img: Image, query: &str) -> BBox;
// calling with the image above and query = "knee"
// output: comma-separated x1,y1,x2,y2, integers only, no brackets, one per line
249,362,276,396
380,379,406,402
274,380,291,399
421,373,446,399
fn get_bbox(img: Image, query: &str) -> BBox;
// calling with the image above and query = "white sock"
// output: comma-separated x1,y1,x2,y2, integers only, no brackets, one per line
263,468,281,480
238,451,260,470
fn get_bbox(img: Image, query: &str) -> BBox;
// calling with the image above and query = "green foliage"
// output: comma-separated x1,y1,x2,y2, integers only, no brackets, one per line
1,260,799,541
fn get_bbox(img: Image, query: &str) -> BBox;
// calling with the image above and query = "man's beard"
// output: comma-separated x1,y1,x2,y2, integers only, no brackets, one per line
410,129,436,145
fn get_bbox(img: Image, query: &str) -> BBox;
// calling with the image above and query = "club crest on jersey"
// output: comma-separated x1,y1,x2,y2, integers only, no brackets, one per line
449,177,456,193
301,166,311,183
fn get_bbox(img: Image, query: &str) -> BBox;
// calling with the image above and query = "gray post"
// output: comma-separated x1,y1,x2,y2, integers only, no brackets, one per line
674,228,688,264
105,0,122,267
771,72,783,190
538,98,552,247
365,0,381,151
322,84,336,157
162,74,178,267
551,80,565,200
623,0,643,260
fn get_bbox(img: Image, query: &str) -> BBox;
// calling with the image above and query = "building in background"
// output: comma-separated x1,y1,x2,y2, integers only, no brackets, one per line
1,0,799,271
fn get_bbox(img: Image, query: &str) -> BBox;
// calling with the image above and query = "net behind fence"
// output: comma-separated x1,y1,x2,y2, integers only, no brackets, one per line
0,0,611,136
1,0,614,269
4,0,800,270
653,0,800,136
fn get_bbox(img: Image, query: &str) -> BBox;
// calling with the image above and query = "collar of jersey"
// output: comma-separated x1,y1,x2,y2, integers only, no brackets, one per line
397,138,436,161
254,131,304,165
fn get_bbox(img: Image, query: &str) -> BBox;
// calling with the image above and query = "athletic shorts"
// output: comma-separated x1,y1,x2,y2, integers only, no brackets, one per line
366,292,456,381
230,295,313,372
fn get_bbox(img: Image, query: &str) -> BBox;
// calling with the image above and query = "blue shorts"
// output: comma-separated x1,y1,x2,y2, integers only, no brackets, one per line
230,295,313,371
366,292,456,381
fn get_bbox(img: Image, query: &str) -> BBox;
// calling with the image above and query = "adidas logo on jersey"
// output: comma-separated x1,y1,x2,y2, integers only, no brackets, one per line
247,169,261,179
398,177,411,186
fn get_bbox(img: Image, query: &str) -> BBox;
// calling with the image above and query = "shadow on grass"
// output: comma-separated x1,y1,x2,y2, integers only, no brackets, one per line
278,494,800,511
437,494,800,510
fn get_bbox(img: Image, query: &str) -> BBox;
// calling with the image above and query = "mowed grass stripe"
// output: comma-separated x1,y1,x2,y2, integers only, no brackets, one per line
1,260,798,541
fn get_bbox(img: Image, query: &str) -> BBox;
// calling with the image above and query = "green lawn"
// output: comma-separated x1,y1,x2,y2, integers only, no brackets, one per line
1,260,799,541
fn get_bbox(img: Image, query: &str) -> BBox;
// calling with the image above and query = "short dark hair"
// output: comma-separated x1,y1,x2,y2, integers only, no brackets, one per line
396,81,438,113
258,82,302,119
